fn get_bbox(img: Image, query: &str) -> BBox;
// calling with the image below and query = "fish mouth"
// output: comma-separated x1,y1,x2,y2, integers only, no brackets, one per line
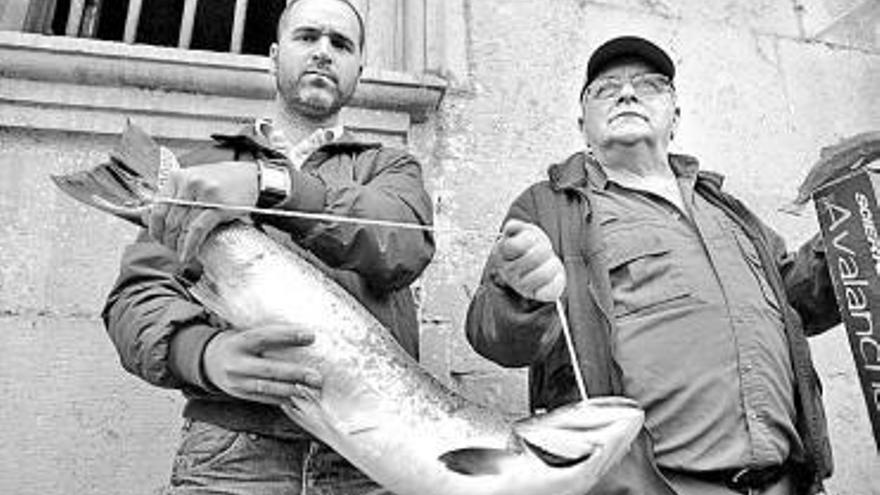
521,438,598,468
583,397,640,409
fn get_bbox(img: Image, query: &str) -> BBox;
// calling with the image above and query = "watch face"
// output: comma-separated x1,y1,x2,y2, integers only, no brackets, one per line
257,160,291,208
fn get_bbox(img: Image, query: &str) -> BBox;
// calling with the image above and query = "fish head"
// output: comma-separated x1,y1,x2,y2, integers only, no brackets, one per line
438,397,644,495
514,397,643,486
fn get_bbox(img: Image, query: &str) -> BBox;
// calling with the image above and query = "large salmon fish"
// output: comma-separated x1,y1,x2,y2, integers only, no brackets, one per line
52,124,644,495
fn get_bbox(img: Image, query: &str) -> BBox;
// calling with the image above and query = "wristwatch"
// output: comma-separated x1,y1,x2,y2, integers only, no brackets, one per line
256,159,291,208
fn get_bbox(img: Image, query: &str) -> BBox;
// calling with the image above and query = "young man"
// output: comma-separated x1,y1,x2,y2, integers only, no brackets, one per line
103,1,434,493
466,36,838,495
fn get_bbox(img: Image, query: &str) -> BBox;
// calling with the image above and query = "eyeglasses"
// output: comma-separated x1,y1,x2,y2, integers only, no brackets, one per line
584,73,674,100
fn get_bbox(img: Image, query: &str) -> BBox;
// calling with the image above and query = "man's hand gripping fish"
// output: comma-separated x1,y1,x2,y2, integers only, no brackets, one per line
51,124,644,495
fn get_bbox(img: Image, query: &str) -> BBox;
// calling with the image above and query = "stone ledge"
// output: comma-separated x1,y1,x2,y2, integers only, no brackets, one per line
0,31,447,125
0,76,411,141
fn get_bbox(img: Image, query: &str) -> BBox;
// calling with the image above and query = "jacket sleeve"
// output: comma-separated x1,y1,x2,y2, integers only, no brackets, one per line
465,187,562,367
102,229,224,393
264,148,434,293
776,231,841,336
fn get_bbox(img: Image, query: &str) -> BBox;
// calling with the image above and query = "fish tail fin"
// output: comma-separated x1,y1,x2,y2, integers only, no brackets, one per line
50,121,175,227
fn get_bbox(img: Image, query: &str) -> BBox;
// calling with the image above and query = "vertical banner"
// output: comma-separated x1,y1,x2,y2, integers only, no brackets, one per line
814,170,880,451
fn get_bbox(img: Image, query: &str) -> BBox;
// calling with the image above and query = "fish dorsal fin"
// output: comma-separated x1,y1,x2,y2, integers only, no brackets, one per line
109,120,163,180
438,447,514,476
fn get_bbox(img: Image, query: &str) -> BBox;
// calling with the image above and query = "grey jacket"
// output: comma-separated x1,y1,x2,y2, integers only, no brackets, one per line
466,151,837,495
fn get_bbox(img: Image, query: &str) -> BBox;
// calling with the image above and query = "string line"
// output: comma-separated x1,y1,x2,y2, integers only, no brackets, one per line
154,197,586,396
556,298,589,401
152,197,494,237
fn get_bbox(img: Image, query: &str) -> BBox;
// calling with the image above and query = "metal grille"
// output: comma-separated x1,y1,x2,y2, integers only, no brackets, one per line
55,0,258,53
27,0,437,72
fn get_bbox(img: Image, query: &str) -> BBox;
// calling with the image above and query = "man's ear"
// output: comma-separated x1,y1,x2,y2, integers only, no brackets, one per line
269,43,279,76
670,106,681,141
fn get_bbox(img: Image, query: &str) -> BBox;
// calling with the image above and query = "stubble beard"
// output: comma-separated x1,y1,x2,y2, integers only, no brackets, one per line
278,76,354,121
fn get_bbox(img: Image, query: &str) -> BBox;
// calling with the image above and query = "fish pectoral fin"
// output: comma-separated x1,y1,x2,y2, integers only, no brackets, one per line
438,447,515,476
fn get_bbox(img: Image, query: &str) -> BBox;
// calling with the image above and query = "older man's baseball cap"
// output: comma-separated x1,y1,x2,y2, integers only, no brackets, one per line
580,36,675,99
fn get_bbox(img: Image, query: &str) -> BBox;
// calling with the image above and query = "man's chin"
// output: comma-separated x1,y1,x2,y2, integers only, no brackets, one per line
290,96,341,119
606,129,656,146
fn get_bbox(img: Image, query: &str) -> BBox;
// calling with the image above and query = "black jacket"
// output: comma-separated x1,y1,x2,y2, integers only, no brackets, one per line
103,126,435,438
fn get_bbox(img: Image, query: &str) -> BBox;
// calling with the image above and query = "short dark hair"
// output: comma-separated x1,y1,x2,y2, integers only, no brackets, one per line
277,0,366,51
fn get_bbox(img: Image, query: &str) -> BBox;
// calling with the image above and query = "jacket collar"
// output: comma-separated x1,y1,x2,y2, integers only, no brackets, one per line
547,150,724,193
210,122,381,159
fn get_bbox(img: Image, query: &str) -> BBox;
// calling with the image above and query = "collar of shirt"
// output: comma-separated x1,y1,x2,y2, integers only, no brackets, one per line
583,151,699,188
585,152,699,200
255,118,345,170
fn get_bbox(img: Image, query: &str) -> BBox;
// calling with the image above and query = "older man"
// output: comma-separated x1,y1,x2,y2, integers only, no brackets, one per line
466,36,838,495
103,0,434,493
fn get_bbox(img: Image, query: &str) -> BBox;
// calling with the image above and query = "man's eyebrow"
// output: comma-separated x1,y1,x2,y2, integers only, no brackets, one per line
290,26,320,36
290,25,355,45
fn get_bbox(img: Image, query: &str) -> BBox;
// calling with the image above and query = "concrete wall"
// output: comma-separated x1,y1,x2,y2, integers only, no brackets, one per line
1,0,879,493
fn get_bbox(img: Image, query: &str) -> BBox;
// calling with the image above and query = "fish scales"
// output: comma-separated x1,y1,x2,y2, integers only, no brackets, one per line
196,221,511,447
194,221,639,495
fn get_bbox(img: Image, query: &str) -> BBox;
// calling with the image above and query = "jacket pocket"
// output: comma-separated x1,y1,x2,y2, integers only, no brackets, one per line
602,229,693,318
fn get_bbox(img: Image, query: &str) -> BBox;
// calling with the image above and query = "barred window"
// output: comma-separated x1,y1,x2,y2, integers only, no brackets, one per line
7,0,439,71
24,0,284,55
0,0,446,139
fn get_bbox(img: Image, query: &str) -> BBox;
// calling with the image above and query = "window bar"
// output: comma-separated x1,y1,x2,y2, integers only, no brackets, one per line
178,0,199,49
364,0,396,69
424,0,444,74
230,0,250,53
403,0,426,73
395,0,405,71
65,0,86,36
123,0,144,43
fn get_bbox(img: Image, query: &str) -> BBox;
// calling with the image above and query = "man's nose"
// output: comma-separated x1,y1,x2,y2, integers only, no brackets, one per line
311,36,333,64
616,81,639,102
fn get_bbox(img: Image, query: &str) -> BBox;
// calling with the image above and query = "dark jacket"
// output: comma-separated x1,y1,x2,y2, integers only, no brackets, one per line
466,151,837,495
103,126,435,438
